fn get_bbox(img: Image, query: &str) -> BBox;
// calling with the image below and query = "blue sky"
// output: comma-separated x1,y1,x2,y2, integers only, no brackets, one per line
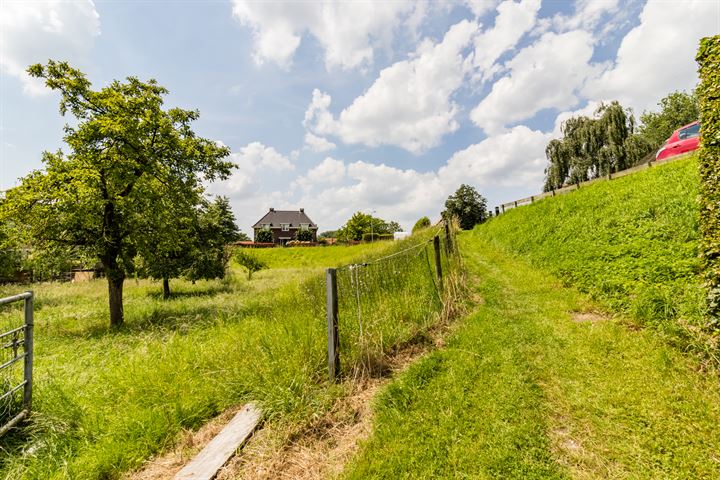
1,0,718,234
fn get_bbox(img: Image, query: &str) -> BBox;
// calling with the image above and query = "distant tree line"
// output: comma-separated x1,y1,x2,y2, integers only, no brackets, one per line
543,91,699,191
336,212,402,242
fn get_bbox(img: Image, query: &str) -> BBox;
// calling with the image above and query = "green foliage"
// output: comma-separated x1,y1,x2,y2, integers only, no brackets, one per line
319,230,337,239
412,216,431,233
696,35,720,320
544,101,652,191
477,157,704,335
0,61,232,326
639,90,700,148
337,212,400,241
295,229,314,242
361,232,393,242
255,229,273,243
444,184,487,230
233,249,268,279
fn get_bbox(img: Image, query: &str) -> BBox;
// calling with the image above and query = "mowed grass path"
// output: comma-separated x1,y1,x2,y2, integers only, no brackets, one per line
342,233,720,479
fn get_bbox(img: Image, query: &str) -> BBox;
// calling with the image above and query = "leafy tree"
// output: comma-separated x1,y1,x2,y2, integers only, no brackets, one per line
0,61,232,327
296,229,314,241
543,101,652,191
319,230,337,238
412,216,431,233
638,90,700,148
444,184,488,230
337,212,400,241
255,229,273,243
138,196,240,298
233,250,267,280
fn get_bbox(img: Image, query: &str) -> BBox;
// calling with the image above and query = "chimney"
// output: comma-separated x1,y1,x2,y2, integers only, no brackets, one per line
299,208,304,213
269,207,275,212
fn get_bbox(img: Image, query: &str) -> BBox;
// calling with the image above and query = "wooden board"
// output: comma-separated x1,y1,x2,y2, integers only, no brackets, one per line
174,403,262,480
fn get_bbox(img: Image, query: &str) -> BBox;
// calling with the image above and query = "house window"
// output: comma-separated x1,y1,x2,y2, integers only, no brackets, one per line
300,223,309,230
281,223,289,231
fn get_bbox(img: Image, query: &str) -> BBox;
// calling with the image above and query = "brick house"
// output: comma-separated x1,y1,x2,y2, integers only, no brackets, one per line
252,208,318,245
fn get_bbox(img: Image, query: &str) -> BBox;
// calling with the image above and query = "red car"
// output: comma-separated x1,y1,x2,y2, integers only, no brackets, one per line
655,120,700,161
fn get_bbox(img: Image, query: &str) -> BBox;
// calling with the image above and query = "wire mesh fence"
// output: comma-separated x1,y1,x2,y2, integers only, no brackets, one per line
0,291,33,436
325,223,463,380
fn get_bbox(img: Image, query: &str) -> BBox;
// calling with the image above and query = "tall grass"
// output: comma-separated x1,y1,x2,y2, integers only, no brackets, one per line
0,232,462,478
475,156,711,357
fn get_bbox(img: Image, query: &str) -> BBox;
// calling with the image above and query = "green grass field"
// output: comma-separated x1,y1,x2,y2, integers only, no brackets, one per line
342,233,720,479
0,234,457,479
475,156,708,352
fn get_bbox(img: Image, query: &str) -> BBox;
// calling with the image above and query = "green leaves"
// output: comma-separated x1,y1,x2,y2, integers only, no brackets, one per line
696,35,720,320
444,184,487,230
2,61,235,326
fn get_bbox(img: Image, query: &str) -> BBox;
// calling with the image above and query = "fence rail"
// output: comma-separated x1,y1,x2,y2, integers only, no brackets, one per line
0,291,33,437
494,152,695,215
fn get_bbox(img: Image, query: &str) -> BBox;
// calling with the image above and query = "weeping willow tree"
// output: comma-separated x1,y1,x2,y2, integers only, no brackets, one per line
543,102,653,191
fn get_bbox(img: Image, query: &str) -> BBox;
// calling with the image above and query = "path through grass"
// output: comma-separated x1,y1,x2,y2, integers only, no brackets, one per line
342,233,720,479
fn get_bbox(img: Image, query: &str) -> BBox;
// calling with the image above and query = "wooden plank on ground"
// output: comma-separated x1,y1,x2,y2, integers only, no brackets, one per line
174,403,262,480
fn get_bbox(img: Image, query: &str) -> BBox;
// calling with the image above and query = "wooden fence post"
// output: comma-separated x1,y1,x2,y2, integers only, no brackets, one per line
325,269,340,382
433,235,443,289
444,222,453,254
495,206,500,216
501,204,505,213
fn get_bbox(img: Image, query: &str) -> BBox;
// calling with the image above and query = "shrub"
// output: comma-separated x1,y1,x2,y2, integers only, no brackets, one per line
362,233,394,242
296,229,314,242
696,35,720,320
233,250,268,280
255,229,273,243
412,216,431,232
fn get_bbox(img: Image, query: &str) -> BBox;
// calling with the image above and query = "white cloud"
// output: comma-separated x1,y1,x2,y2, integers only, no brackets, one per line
464,0,499,18
231,1,422,70
305,20,480,154
472,0,541,82
470,30,597,134
212,142,294,198
0,0,100,95
583,0,720,115
288,125,549,230
304,132,336,152
550,0,620,32
439,125,550,188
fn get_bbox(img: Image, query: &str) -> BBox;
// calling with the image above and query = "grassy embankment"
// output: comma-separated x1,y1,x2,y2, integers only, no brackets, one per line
0,232,457,479
343,234,720,478
480,156,713,356
343,156,720,478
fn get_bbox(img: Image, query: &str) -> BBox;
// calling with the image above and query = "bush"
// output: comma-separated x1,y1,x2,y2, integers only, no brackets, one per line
362,233,393,242
255,229,273,243
412,216,431,232
233,250,268,280
696,35,720,320
296,229,314,242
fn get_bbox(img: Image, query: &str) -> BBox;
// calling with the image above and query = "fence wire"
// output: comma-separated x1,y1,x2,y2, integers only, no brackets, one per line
331,225,459,377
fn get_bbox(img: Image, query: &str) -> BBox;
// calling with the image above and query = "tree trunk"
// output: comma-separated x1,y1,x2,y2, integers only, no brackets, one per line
163,277,170,299
107,271,125,328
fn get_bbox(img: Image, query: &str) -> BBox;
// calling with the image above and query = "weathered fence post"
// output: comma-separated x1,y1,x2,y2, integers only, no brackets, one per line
433,235,443,288
444,222,453,254
325,269,340,382
23,292,33,411
495,206,500,216
501,204,505,213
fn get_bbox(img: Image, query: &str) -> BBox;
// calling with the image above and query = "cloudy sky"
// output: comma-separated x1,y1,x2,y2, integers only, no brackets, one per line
1,0,718,234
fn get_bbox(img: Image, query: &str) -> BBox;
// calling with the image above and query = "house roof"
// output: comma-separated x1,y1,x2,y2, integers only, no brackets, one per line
252,208,318,229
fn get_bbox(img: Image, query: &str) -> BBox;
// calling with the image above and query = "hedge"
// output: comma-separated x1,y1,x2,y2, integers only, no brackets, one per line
697,35,720,321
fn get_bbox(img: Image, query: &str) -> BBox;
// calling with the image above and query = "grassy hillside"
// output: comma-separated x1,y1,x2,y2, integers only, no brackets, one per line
0,233,456,479
475,156,706,347
342,233,720,478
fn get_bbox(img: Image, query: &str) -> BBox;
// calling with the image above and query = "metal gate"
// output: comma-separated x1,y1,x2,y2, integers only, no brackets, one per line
0,291,33,436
